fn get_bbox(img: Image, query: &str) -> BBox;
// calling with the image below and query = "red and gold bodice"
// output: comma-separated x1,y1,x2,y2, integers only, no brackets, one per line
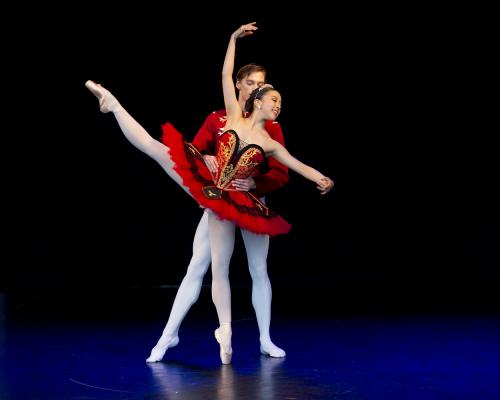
212,130,265,190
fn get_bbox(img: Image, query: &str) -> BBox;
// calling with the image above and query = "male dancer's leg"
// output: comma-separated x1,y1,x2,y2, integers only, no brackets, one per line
146,211,211,362
241,229,286,357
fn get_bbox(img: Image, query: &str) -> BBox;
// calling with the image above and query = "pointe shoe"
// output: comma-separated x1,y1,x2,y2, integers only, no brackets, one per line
214,327,233,365
145,335,179,363
85,80,121,113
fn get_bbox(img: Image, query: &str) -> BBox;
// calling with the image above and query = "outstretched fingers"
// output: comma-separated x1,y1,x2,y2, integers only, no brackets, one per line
234,22,258,39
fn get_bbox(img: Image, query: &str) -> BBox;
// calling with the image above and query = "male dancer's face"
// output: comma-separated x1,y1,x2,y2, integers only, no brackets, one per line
236,71,266,102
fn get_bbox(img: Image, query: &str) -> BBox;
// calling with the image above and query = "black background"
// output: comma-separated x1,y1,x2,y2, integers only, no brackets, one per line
2,5,497,313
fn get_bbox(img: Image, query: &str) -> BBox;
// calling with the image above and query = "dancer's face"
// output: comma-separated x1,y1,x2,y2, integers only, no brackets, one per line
236,71,266,102
257,90,282,120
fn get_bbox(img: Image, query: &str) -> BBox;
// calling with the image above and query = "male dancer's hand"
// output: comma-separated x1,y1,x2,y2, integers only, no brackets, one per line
232,178,256,192
203,155,218,174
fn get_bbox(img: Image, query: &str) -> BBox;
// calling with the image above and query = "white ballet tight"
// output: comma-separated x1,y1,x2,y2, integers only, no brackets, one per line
159,211,211,339
96,89,284,361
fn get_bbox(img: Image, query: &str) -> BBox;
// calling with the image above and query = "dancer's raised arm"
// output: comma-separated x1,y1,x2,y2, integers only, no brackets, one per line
221,22,258,122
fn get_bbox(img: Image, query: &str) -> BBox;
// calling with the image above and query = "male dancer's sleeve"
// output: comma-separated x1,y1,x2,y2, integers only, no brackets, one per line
252,122,289,197
192,111,219,155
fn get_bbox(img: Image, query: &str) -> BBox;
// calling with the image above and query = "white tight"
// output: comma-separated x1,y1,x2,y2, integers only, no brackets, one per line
241,228,273,343
108,102,283,357
160,211,275,342
208,211,236,324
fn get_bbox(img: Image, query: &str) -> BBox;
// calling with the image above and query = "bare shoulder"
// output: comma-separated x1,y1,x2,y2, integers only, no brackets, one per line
260,135,282,156
259,129,272,140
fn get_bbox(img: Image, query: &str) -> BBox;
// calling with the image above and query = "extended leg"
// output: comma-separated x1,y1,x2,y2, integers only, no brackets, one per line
85,80,189,194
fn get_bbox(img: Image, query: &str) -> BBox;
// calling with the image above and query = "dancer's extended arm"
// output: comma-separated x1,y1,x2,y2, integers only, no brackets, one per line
265,139,334,195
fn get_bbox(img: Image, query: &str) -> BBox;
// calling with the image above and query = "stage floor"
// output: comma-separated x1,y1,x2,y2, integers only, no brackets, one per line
1,289,500,399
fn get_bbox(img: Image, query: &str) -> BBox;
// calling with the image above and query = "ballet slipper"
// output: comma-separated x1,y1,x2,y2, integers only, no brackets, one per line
85,80,122,113
145,335,180,363
260,341,286,358
214,324,232,365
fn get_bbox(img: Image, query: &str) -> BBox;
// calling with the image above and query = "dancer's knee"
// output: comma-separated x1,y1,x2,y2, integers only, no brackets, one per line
185,259,210,280
249,262,268,281
211,261,230,279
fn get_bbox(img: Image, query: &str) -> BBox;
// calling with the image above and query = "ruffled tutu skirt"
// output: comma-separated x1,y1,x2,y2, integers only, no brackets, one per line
161,122,291,236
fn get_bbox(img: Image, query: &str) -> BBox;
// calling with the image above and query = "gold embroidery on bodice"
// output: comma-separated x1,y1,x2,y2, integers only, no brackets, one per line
214,130,264,191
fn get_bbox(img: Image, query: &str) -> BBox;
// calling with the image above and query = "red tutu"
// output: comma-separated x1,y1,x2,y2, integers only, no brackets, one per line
161,122,291,236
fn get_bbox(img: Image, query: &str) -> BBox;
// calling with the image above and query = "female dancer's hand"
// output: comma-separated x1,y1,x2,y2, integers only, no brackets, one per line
317,177,334,195
232,22,258,40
